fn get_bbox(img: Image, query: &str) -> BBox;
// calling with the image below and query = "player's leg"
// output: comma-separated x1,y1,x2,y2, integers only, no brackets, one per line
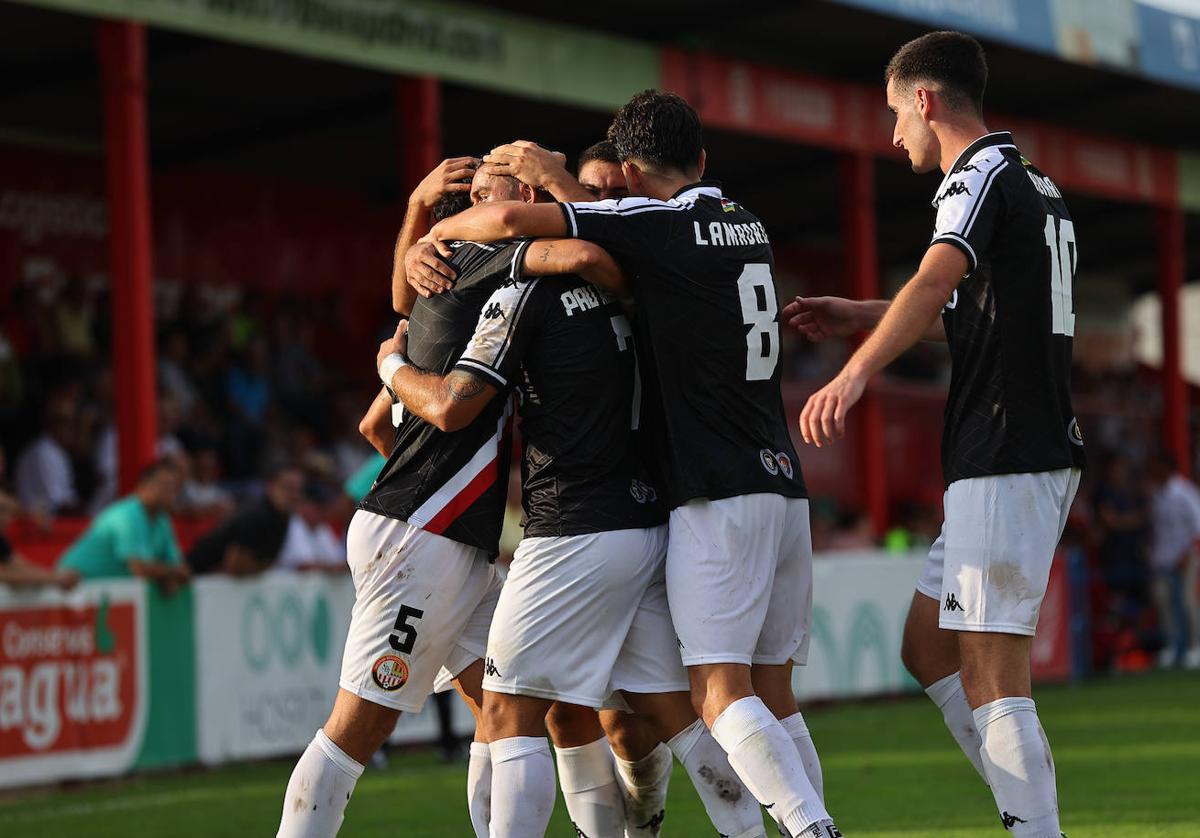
277,511,495,838
752,499,826,804
946,469,1081,837
545,703,627,838
482,691,558,838
482,529,659,838
668,495,834,837
278,688,390,838
900,532,988,784
438,575,504,838
598,709,675,838
619,691,765,838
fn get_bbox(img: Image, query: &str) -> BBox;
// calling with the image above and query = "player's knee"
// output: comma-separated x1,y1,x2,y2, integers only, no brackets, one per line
544,702,599,746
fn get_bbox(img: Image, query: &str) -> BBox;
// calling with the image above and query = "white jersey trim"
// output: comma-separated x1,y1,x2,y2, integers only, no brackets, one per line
407,406,508,528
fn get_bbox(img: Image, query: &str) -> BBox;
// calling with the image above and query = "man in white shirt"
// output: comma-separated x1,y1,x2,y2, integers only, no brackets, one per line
15,408,78,515
277,486,347,572
1148,453,1200,669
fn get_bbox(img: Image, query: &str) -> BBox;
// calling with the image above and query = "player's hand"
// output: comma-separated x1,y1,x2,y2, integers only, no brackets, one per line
409,157,479,210
482,141,566,189
377,320,409,376
782,296,861,342
799,370,866,448
405,241,456,297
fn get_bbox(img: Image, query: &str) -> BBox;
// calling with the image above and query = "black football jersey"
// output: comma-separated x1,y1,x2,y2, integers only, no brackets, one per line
358,240,529,554
560,184,806,508
929,131,1087,485
454,268,666,537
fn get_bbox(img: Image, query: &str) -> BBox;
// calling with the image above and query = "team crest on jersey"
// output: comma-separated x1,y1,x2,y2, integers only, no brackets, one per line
720,198,739,213
371,654,410,691
630,478,658,504
759,448,779,475
776,452,794,479
1068,418,1084,446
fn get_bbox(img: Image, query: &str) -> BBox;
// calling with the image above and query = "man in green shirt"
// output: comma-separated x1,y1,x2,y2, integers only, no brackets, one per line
59,458,189,594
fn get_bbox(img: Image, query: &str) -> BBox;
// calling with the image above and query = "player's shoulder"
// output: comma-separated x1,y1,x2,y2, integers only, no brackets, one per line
933,148,1010,211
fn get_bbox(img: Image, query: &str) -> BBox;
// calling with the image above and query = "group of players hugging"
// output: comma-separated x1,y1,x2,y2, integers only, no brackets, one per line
277,30,1084,838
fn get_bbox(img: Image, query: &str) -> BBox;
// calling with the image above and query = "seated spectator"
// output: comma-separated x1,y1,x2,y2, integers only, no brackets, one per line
57,458,189,595
277,484,347,573
187,463,302,576
178,446,235,519
15,405,80,515
0,483,77,589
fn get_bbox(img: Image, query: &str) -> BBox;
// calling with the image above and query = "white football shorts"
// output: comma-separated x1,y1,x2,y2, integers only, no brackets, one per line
666,494,813,667
482,525,688,708
339,509,500,713
915,468,1081,635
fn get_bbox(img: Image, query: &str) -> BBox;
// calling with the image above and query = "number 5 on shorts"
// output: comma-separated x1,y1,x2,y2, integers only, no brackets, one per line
389,604,424,654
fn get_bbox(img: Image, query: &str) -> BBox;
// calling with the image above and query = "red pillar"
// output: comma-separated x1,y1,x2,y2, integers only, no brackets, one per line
1157,206,1190,477
396,76,442,195
839,152,889,536
98,21,158,495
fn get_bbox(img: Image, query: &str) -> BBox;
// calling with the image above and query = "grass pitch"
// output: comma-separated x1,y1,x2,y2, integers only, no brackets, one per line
1,671,1196,837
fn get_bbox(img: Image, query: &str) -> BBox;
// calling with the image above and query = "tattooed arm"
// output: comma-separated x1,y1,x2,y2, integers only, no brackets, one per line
385,366,498,433
522,239,627,295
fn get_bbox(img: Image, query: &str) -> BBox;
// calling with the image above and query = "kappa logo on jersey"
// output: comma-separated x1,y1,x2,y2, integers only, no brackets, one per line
484,302,505,320
944,593,965,612
1068,418,1084,447
759,448,779,475
935,180,972,206
776,452,794,479
371,654,409,691
630,478,658,504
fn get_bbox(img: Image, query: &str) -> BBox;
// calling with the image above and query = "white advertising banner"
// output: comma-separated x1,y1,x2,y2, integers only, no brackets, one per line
193,572,469,765
794,553,926,701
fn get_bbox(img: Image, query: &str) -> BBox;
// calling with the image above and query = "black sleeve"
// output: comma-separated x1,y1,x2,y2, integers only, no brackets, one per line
446,239,529,287
559,198,684,265
929,158,1008,273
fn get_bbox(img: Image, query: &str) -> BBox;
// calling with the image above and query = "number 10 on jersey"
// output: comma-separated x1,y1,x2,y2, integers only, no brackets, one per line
1044,214,1076,337
737,263,780,380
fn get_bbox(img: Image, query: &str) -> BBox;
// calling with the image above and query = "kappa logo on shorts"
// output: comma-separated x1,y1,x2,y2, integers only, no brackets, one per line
759,448,779,475
371,654,410,691
944,593,965,612
776,452,794,479
484,657,503,678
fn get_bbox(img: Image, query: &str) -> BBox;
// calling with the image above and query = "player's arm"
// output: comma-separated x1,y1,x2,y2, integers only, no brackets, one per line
783,297,946,342
358,387,396,457
375,322,498,433
482,141,593,203
392,157,479,314
522,239,627,295
799,243,966,447
428,202,568,252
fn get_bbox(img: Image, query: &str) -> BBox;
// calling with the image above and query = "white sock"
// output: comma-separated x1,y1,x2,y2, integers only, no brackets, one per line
973,698,1061,837
554,737,625,838
489,736,557,838
612,741,673,836
668,718,766,838
277,729,364,837
467,741,492,838
926,672,989,785
710,697,832,837
778,712,825,803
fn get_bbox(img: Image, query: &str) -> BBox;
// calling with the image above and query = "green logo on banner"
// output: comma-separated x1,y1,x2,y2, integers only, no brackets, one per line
241,591,330,671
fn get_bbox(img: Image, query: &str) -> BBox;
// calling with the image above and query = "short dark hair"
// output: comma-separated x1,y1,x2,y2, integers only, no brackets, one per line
885,31,988,114
607,90,703,174
432,188,471,222
137,457,181,485
578,140,620,169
